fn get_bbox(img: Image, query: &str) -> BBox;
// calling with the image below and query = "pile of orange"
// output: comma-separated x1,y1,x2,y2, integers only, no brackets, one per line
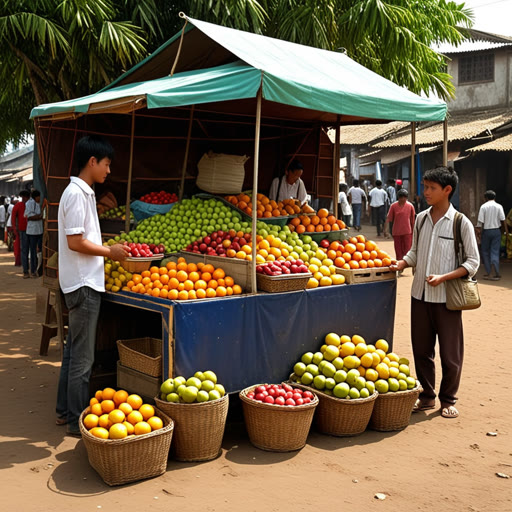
225,193,301,217
288,208,346,234
83,388,163,440
123,257,242,300
320,235,392,270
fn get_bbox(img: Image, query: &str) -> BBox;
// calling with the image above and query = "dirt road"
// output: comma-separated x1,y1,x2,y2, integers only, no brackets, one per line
1,230,511,512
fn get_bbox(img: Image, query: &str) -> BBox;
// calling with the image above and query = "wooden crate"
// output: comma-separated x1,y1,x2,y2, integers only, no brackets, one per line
335,266,396,284
116,361,160,404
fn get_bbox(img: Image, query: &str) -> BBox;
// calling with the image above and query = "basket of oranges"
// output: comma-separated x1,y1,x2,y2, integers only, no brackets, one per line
79,388,174,486
288,209,348,241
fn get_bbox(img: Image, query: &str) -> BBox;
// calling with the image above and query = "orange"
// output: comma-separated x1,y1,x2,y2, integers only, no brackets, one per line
109,423,128,439
113,389,129,406
169,277,180,289
183,280,194,291
150,266,159,274
345,243,356,254
301,216,311,227
382,257,392,267
150,273,160,282
158,266,167,275
349,237,358,244
367,259,375,268
224,276,234,287
151,288,161,298
201,272,212,282
89,397,99,407
134,422,152,436
194,279,207,290
123,421,135,435
290,217,301,227
188,271,200,282
356,242,365,252
296,224,306,234
159,289,169,299
311,215,320,226
139,404,155,420
101,399,115,414
177,270,188,282
226,287,233,296
118,402,133,416
178,290,189,300
166,261,177,271
141,270,151,278
318,208,329,218
102,387,116,400
323,224,331,231
141,276,151,286
352,251,362,261
233,284,242,295
327,215,337,225
160,274,169,285
349,260,360,269
370,250,378,259
212,268,225,280
362,250,371,260
89,427,109,439
196,288,207,299
331,223,340,231
315,224,324,232
374,259,383,267
206,288,217,298
168,289,179,300
334,257,345,268
147,416,164,431
83,413,99,430
94,390,103,401
342,252,352,262
203,264,215,274
98,413,112,429
216,286,227,297
126,394,143,410
359,260,368,269
127,410,144,425
187,263,198,273
90,403,103,416
306,224,316,232
108,409,126,424
320,217,328,225
365,240,376,251
177,261,188,271
187,290,197,300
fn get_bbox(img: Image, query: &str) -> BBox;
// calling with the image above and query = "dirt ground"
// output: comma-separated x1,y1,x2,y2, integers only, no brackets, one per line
1,226,511,512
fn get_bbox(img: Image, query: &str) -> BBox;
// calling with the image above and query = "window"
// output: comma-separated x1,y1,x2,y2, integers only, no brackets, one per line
458,53,494,84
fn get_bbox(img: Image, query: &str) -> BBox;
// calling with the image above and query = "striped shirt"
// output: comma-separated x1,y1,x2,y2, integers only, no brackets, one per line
403,204,480,303
477,200,505,230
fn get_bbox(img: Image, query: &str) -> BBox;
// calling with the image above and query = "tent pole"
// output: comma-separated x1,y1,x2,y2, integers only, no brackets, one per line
125,110,136,234
251,88,262,295
443,118,448,166
333,116,341,217
410,122,416,200
179,105,195,202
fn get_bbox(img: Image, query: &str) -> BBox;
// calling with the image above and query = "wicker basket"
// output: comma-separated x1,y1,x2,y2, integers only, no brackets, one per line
256,271,312,293
79,407,174,486
239,384,319,452
369,384,422,432
117,338,162,377
154,394,229,462
288,379,377,437
123,254,164,273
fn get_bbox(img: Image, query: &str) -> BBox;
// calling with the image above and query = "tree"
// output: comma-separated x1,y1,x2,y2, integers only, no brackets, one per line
0,0,472,152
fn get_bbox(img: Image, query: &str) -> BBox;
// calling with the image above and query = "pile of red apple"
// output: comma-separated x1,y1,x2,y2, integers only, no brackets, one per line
185,229,252,257
123,241,166,257
247,383,315,406
256,259,309,276
139,191,178,204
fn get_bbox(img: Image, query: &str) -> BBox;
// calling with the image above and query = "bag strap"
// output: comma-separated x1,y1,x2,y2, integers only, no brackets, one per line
452,211,465,266
415,212,428,239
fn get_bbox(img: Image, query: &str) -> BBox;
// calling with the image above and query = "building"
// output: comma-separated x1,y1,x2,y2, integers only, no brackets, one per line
0,145,34,197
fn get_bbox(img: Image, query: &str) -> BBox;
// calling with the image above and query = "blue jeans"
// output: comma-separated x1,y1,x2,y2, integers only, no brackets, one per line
56,287,101,431
28,233,42,274
371,205,386,235
352,204,362,228
342,214,352,227
19,230,29,274
481,228,501,275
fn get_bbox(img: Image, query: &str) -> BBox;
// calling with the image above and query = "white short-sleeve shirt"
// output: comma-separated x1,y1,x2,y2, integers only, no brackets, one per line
58,177,104,294
477,200,505,230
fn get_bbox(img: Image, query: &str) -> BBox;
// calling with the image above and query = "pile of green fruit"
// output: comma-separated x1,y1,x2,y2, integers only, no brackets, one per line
159,370,226,403
99,205,135,221
290,332,418,400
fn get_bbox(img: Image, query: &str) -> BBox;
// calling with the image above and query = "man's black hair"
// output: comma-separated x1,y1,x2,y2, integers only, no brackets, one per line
353,179,359,187
287,159,304,172
339,183,348,192
375,179,382,187
423,166,458,200
19,189,31,198
484,190,496,200
31,189,41,199
74,135,114,174
397,188,408,198
387,179,395,185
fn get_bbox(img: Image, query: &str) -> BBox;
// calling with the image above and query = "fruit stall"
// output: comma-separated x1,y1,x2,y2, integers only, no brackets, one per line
32,16,446,397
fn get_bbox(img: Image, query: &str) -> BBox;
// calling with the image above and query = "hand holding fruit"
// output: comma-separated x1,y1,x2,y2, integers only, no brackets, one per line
389,259,407,271
109,243,131,261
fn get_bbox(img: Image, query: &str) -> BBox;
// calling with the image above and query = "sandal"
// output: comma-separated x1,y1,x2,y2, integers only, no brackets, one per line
441,405,459,419
56,416,67,426
412,399,435,412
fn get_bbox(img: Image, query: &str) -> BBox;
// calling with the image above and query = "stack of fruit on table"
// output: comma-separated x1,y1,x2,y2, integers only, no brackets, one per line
225,192,301,218
290,333,417,399
245,383,315,406
139,191,178,204
159,371,226,403
288,208,346,234
104,259,133,293
82,388,163,440
318,235,393,270
99,205,135,221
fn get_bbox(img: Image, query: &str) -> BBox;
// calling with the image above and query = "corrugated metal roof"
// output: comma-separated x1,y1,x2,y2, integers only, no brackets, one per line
374,108,512,148
436,41,512,54
468,132,512,152
329,121,410,146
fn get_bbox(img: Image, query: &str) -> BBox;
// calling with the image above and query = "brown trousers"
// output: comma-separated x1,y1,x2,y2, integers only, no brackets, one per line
411,297,464,405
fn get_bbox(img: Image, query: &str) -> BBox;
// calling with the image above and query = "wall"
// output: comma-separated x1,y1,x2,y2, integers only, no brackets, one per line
447,49,512,112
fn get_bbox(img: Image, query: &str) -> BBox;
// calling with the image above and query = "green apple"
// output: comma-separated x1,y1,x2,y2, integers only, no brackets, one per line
313,375,326,390
346,369,360,387
166,392,179,403
399,364,410,376
194,371,206,381
196,390,209,402
349,387,360,399
325,377,336,390
365,381,376,394
332,357,344,370
388,378,400,392
312,352,324,365
321,361,336,378
324,345,340,361
201,380,215,392
208,389,221,401
406,376,417,389
334,370,347,383
301,372,314,385
182,386,198,403
355,376,366,391
398,379,408,391
214,384,225,397
173,376,186,388
203,370,217,384
160,378,175,395
375,379,389,394
306,364,319,377
398,357,410,366
177,384,187,397
360,387,370,398
186,377,202,389
294,362,307,377
333,382,350,398
301,352,314,364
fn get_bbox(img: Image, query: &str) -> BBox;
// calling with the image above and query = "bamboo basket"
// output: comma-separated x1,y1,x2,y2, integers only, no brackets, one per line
256,271,312,293
288,378,377,437
369,383,422,432
79,407,174,486
123,254,164,273
116,337,162,377
239,384,319,452
154,394,229,462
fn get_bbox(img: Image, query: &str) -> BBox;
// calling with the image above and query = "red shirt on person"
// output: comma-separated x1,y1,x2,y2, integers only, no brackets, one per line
11,201,28,231
387,200,415,236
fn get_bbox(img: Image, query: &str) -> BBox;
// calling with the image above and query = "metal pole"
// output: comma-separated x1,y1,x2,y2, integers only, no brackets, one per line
443,118,448,166
125,110,136,234
333,116,341,217
179,105,195,201
410,122,416,200
251,88,262,294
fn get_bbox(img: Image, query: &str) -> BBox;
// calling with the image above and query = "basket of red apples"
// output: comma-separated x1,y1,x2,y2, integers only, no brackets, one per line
256,259,311,293
239,383,318,452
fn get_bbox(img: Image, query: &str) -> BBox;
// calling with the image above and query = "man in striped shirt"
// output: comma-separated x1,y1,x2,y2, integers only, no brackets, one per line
390,167,479,420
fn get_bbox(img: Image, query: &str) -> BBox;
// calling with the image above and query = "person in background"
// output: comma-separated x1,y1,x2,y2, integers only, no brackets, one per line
384,189,415,273
338,183,352,227
476,190,507,281
56,135,130,436
368,180,389,237
12,190,30,277
386,179,397,233
390,166,479,419
25,189,44,278
0,196,6,245
5,197,15,252
269,159,308,205
348,179,366,231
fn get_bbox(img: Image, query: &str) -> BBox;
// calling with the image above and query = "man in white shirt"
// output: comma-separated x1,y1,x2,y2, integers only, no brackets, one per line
348,179,366,231
476,190,507,280
24,189,44,277
338,183,352,227
390,166,479,420
368,180,389,237
56,135,130,436
269,160,308,205
0,196,6,244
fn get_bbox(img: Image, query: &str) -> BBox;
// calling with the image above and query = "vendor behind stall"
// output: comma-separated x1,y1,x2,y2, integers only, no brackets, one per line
269,160,308,205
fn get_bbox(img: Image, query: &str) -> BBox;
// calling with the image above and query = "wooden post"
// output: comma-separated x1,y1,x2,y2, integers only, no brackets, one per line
125,110,136,234
179,105,195,201
410,122,416,200
443,118,448,166
333,116,341,217
251,88,262,294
